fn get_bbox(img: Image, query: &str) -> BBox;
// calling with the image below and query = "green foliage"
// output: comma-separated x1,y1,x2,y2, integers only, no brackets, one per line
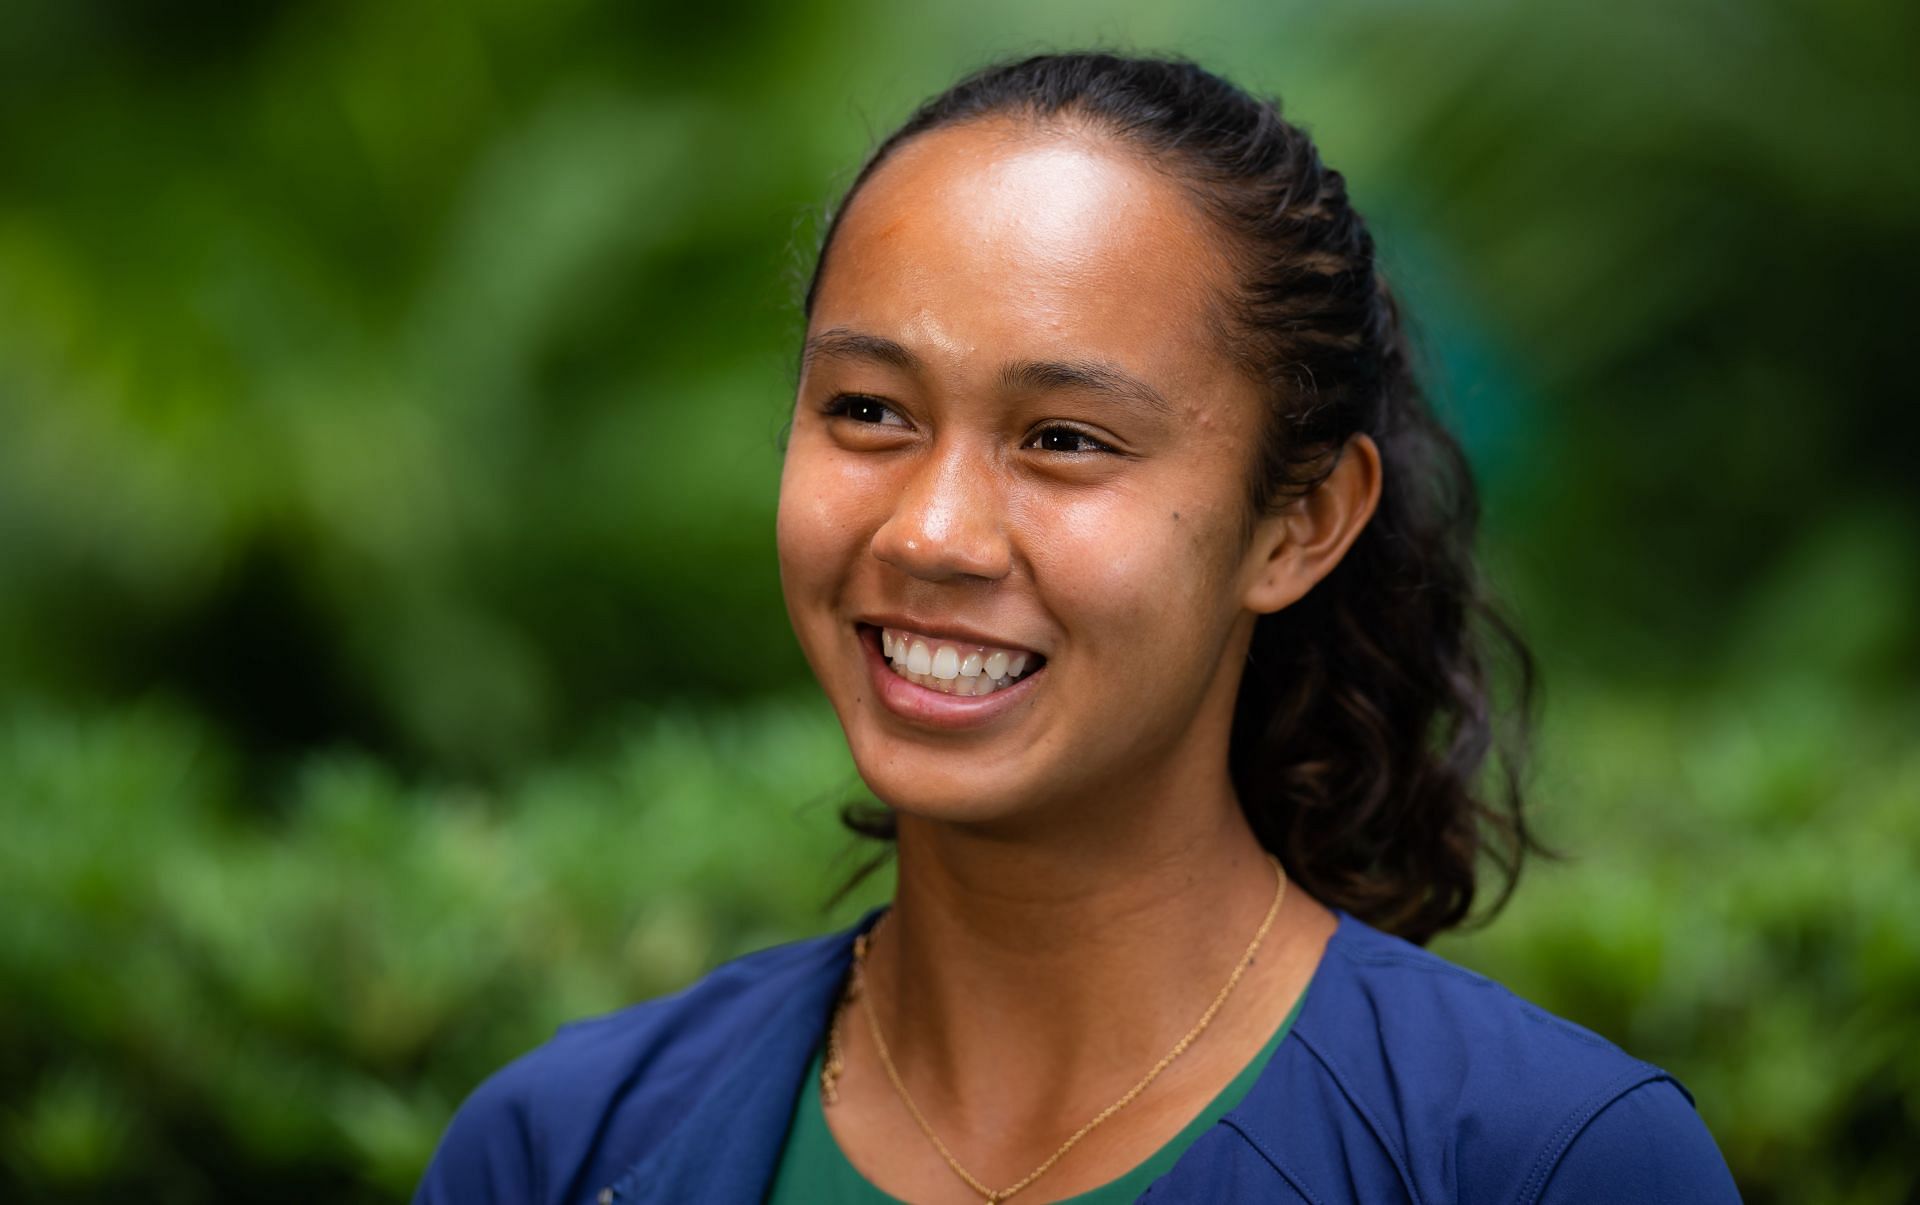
0,696,891,1202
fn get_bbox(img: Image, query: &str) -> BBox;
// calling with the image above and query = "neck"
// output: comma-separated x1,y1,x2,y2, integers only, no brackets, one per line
864,778,1310,1130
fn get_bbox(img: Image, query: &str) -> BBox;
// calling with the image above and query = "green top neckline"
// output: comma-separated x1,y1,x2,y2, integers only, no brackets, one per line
766,976,1312,1204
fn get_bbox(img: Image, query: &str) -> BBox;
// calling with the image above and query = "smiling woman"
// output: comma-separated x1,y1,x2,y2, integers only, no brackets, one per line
415,52,1742,1205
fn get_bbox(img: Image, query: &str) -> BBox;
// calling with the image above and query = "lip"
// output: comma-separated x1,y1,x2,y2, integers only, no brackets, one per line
857,623,1044,730
855,613,1042,657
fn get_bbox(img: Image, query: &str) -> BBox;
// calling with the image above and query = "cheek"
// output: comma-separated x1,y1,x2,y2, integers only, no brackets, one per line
775,439,923,661
776,447,867,594
1023,489,1242,660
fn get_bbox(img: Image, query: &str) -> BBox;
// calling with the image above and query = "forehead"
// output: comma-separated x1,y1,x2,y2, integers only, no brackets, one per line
811,119,1237,381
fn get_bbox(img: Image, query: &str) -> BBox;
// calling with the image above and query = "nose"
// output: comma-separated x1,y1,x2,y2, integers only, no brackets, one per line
870,439,1012,582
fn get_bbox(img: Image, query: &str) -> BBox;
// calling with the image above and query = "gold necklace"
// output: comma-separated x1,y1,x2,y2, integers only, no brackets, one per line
820,854,1287,1204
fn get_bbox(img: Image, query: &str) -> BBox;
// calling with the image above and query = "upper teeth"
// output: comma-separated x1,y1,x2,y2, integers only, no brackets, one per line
880,626,1035,696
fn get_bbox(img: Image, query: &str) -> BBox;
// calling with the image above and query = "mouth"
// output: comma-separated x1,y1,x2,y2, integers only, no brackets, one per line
864,623,1045,696
855,622,1047,727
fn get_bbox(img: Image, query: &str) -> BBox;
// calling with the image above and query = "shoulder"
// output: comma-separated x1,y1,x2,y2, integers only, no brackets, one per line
1254,913,1738,1203
412,919,860,1205
1302,914,1649,1098
1532,1075,1741,1203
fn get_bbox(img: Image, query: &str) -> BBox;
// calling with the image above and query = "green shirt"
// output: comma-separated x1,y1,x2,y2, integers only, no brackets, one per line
766,979,1311,1204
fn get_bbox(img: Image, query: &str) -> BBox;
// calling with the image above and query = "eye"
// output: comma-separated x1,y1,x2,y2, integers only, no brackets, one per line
1026,425,1118,455
822,393,907,426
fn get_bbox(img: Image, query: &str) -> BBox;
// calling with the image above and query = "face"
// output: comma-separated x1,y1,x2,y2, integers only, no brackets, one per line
777,119,1281,831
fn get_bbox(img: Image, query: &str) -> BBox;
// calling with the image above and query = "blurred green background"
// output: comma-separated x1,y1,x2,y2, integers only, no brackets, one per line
1,0,1915,1201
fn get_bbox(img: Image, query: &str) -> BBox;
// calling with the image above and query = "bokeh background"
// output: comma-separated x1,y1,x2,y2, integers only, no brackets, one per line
2,0,1915,1201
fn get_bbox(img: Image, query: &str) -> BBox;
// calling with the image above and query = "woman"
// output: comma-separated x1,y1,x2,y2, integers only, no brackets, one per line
417,52,1740,1204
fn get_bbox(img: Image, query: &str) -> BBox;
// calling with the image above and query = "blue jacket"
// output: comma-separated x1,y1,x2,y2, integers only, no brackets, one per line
416,907,1741,1203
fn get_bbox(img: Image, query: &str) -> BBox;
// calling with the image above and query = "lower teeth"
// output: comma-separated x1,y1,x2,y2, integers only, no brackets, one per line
887,661,1018,696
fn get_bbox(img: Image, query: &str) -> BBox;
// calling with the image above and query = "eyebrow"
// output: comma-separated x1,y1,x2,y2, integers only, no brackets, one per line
998,357,1175,418
801,327,1174,416
802,329,921,374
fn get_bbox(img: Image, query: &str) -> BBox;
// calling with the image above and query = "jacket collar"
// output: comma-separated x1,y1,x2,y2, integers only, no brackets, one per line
604,906,886,1204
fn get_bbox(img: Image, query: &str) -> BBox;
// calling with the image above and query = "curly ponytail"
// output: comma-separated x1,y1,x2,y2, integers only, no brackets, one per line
803,51,1541,945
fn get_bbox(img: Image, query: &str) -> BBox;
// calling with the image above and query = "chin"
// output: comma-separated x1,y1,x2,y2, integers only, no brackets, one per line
844,740,1042,828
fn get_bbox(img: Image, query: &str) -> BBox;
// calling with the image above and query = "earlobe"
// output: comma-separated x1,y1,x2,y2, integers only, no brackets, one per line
1240,434,1383,615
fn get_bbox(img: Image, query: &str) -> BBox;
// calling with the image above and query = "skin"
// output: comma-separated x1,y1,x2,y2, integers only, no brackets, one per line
776,116,1382,1203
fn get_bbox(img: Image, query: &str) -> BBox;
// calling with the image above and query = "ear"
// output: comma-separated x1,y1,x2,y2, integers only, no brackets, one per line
1239,434,1383,615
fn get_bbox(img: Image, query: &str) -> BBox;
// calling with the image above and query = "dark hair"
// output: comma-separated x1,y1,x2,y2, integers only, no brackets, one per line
802,51,1541,946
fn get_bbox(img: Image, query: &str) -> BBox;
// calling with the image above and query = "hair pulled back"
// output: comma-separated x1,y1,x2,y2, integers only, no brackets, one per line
803,51,1540,946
